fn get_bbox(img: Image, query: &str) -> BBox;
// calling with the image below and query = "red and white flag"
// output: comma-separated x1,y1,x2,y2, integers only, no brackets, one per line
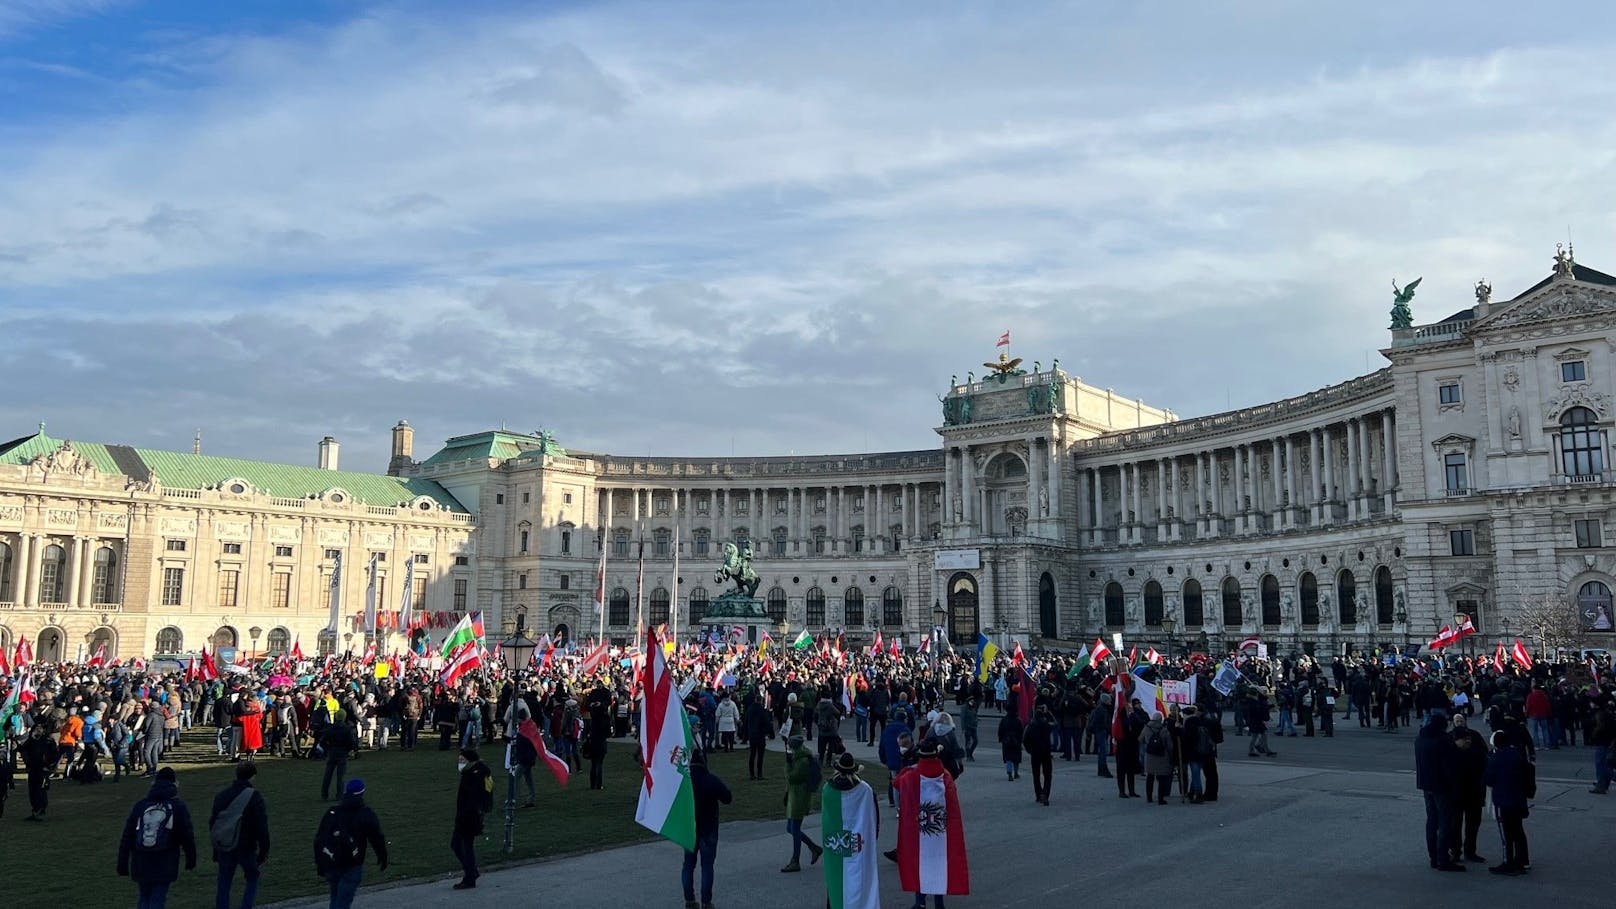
290,636,305,662
1426,625,1455,650
200,646,220,681
1010,641,1025,667
1145,647,1162,666
1510,639,1534,670
888,640,900,658
13,635,33,668
871,629,883,655
995,330,1010,348
1089,638,1112,665
896,763,970,897
1237,636,1261,653
577,642,610,677
1454,615,1477,640
0,645,9,677
1492,643,1506,673
519,717,570,787
441,642,483,687
86,644,107,668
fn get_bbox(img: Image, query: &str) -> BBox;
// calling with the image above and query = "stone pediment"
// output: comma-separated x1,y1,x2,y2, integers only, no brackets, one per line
1474,279,1616,331
1429,433,1476,451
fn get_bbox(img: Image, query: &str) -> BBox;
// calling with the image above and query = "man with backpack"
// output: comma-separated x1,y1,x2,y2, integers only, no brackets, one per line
452,748,493,889
116,766,198,909
314,778,388,909
210,762,271,909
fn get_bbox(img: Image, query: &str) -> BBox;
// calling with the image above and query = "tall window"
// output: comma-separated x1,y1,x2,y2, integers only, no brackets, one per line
317,630,337,657
851,526,865,553
882,586,903,627
890,524,903,553
1299,572,1319,626
1375,566,1395,623
161,567,185,606
91,547,118,603
1561,407,1605,477
1182,579,1203,627
844,587,864,625
654,529,671,557
767,587,788,623
1575,519,1603,549
519,528,530,554
1104,582,1124,627
614,530,630,557
1221,577,1242,627
155,626,182,653
1337,571,1357,625
453,578,468,611
773,527,789,555
688,586,709,624
413,577,427,611
1449,528,1475,556
1143,580,1163,627
609,587,630,626
1443,453,1468,492
813,527,827,554
560,530,572,555
218,569,240,608
39,544,65,603
649,587,670,624
272,573,291,609
1260,575,1281,625
1578,581,1613,632
806,587,826,626
212,626,238,648
266,627,290,654
693,530,710,556
0,541,11,602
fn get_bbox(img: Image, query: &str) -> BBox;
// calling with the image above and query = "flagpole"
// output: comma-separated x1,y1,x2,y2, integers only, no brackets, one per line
595,533,608,647
671,520,680,647
635,539,645,651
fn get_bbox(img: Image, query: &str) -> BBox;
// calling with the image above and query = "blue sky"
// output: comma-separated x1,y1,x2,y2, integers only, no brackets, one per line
4,1,1616,471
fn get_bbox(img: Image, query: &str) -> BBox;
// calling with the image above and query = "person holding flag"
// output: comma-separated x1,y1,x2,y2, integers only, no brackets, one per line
680,748,733,909
895,740,969,907
821,751,880,909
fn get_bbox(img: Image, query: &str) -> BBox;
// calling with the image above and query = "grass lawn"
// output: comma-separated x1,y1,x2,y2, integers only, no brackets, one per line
0,732,808,909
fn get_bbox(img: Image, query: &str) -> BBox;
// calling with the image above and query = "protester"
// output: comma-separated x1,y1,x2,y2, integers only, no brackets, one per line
896,741,969,909
1024,704,1055,805
210,761,271,909
681,747,733,909
1416,713,1465,871
821,750,880,909
1450,713,1488,863
116,766,198,909
1483,730,1534,876
451,748,493,889
1141,711,1176,805
780,734,822,872
313,779,388,909
319,711,357,801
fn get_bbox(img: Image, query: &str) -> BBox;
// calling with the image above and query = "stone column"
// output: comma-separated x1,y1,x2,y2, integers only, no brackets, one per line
1267,440,1281,530
79,536,98,606
22,534,41,607
1382,410,1396,511
1155,458,1168,532
1047,435,1062,520
1087,469,1100,544
1310,430,1323,524
1128,461,1141,544
1344,420,1359,520
1360,417,1375,505
1321,426,1335,524
961,450,975,529
64,536,82,608
1283,435,1297,530
1025,437,1041,527
1209,452,1222,536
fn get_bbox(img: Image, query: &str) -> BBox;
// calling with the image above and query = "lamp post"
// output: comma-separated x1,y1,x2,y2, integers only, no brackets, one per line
249,626,262,660
343,632,353,659
1161,618,1177,660
933,600,947,652
1394,608,1407,654
1500,617,1511,650
498,629,538,855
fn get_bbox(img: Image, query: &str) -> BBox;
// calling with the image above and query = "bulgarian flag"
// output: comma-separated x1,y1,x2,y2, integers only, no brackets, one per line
519,717,570,787
791,629,814,651
635,626,697,851
821,777,881,909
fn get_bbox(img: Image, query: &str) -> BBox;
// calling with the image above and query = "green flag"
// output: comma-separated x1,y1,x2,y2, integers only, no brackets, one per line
1066,644,1092,679
792,629,813,651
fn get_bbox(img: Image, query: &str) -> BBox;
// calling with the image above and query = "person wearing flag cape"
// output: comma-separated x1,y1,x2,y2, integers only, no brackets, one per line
821,751,880,909
895,740,968,907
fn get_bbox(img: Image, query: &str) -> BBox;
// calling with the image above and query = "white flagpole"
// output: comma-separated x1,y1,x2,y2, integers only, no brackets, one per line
635,540,645,650
671,520,681,646
595,533,608,647
363,553,380,648
326,551,343,634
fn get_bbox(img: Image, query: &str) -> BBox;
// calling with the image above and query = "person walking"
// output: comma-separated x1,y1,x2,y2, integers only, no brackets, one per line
958,698,979,762
715,693,739,753
1450,713,1488,863
1416,713,1465,872
821,751,880,909
681,747,733,909
451,748,493,889
210,761,271,909
313,779,388,909
19,724,55,821
743,696,774,780
1024,704,1055,805
116,767,198,909
780,735,822,872
319,712,357,801
1587,697,1614,795
1483,730,1535,875
997,710,1023,783
1141,712,1176,805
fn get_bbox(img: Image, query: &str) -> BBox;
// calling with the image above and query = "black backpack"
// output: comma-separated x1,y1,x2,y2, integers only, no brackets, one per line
1144,727,1168,757
315,807,362,873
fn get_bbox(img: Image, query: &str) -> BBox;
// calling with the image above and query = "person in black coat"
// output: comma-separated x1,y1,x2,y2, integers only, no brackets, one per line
1024,704,1056,805
743,698,775,781
210,762,271,909
682,749,733,908
19,725,56,821
1483,731,1535,875
997,711,1023,782
1116,699,1147,798
313,778,389,907
319,713,357,801
451,748,492,889
1450,713,1489,863
117,767,198,908
1415,713,1464,871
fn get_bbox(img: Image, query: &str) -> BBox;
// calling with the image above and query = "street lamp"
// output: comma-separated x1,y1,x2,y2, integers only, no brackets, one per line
249,626,262,659
1500,617,1511,649
498,629,539,855
1394,608,1407,652
1161,618,1177,658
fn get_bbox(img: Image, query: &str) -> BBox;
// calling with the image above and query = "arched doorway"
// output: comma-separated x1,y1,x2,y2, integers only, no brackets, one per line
89,625,117,661
553,623,572,647
947,572,979,645
38,625,64,663
550,605,580,647
1038,572,1058,639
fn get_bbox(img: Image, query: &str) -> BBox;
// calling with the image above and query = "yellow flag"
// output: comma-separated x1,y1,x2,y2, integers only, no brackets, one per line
374,661,390,678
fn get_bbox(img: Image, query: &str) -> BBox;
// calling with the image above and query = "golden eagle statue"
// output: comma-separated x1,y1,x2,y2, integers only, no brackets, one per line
983,351,1023,376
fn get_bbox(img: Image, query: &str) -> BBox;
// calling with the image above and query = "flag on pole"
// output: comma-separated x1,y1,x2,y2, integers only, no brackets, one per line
792,629,814,651
441,614,477,656
1510,639,1534,670
635,626,697,851
1492,642,1506,673
1237,636,1261,653
577,642,610,677
518,717,570,787
1066,644,1091,679
872,629,883,655
975,633,1000,682
1454,614,1477,640
0,676,26,733
397,555,417,632
594,541,608,644
995,330,1010,348
1010,641,1025,667
1089,638,1112,665
291,636,304,662
1145,647,1162,666
634,541,646,647
1426,625,1455,650
441,639,482,687
86,643,107,668
363,553,380,636
14,634,33,667
200,646,220,681
671,521,681,638
326,551,344,633
841,671,856,715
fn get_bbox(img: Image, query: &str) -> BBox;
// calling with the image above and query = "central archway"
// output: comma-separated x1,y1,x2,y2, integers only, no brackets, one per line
947,572,979,646
1038,572,1058,638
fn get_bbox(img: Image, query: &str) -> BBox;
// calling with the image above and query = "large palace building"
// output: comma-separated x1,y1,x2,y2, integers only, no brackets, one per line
2,251,1613,662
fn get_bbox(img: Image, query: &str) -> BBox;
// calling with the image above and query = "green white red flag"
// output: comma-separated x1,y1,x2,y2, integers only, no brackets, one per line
635,626,696,850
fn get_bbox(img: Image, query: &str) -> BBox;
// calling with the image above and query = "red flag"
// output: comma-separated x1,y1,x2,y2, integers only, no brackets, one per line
888,640,900,658
1018,665,1037,727
86,644,107,668
1510,639,1534,670
1010,641,1025,667
0,644,9,677
1145,647,1162,666
995,330,1010,348
871,629,883,655
1089,638,1112,665
577,642,609,676
441,642,482,687
1426,625,1455,650
519,717,570,787
14,635,33,667
291,636,305,661
1454,615,1477,640
1127,646,1137,667
1110,672,1128,744
896,760,970,895
200,647,220,681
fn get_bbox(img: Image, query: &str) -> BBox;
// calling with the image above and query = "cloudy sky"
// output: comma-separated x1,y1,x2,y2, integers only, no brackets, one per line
4,1,1616,473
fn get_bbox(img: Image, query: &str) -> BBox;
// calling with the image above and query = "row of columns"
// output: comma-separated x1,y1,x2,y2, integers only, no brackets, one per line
1082,409,1397,544
4,534,115,608
599,483,939,553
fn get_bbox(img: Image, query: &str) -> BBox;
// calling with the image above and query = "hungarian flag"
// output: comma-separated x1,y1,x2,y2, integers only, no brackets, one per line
1065,644,1091,680
1510,639,1534,670
518,717,570,787
791,629,814,651
291,636,304,661
1089,638,1112,666
635,626,697,851
441,642,482,687
1492,643,1506,673
895,763,969,896
821,777,881,909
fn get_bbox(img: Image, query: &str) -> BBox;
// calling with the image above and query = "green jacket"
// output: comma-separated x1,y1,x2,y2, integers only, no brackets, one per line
785,745,815,820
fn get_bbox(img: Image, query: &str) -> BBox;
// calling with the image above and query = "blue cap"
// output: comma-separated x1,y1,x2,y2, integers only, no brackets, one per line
345,778,365,796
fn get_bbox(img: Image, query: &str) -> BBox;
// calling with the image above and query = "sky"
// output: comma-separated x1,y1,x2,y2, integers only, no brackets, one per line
4,1,1616,473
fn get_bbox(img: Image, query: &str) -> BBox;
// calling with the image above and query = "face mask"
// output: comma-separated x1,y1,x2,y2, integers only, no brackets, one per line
458,761,468,772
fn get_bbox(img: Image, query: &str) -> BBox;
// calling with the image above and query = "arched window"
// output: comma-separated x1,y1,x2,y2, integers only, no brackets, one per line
1260,575,1280,626
649,587,670,625
266,627,290,654
0,541,12,602
806,587,826,626
155,626,183,654
882,586,903,627
39,543,66,603
608,587,630,626
1143,580,1164,627
1561,407,1605,477
1182,579,1203,627
844,587,865,625
316,629,337,657
1299,572,1319,626
688,586,709,625
92,547,118,604
213,626,238,649
1337,571,1357,625
1221,577,1242,627
1578,580,1613,632
767,586,788,623
1103,582,1124,627
1375,566,1394,625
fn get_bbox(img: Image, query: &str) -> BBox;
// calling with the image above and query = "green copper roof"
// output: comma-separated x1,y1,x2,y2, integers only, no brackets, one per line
420,429,565,466
0,431,465,511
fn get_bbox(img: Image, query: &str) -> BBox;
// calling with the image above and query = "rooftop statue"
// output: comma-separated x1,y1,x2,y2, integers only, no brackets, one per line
1390,276,1420,330
982,351,1025,383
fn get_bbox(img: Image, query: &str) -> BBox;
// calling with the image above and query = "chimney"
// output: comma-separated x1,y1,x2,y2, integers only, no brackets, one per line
388,420,415,476
318,436,340,471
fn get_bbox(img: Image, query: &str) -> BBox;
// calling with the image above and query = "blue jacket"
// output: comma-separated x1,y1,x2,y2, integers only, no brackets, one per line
879,720,911,772
1414,722,1458,795
1483,745,1534,810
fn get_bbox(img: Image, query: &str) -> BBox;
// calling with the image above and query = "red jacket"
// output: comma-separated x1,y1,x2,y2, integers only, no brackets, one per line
1524,689,1552,719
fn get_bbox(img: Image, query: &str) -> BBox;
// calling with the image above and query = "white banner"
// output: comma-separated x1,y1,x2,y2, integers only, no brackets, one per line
935,549,980,570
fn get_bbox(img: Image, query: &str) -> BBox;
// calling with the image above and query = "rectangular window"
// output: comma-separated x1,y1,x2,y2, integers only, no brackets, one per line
609,598,630,626
559,574,570,590
272,572,291,609
218,569,239,608
1449,528,1475,556
161,567,184,606
1562,361,1587,382
519,530,529,553
518,572,527,589
523,491,531,504
324,549,341,560
495,494,504,505
412,577,427,610
655,535,670,557
1575,519,1602,549
454,555,469,566
165,539,187,552
414,553,429,564
453,578,468,611
222,542,243,555
614,536,629,557
373,552,386,562
806,597,826,626
694,534,709,556
1438,382,1461,405
274,545,294,558
561,530,571,555
1457,599,1481,633
1443,453,1468,492
563,492,573,505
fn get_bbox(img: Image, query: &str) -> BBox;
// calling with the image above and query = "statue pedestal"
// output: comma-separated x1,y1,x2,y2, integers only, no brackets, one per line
701,592,773,643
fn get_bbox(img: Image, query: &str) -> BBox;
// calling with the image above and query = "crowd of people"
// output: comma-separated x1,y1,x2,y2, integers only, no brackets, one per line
1,634,1613,906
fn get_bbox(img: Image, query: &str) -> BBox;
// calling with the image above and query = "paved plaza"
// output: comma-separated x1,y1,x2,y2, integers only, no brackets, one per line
272,717,1616,908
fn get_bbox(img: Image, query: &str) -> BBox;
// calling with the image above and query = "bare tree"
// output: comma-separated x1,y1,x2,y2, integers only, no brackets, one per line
1514,595,1587,657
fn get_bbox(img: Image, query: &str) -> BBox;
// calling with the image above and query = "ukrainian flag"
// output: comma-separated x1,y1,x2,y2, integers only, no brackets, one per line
976,632,1000,682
